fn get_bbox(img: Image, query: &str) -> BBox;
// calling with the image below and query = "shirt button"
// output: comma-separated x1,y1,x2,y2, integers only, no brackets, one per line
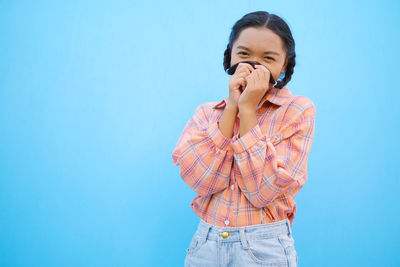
224,220,229,226
231,184,234,190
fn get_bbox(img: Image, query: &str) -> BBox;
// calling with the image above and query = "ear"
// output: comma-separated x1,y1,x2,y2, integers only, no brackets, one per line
280,58,288,74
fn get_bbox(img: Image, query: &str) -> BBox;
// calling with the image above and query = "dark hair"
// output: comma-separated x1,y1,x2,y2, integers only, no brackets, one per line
223,11,296,89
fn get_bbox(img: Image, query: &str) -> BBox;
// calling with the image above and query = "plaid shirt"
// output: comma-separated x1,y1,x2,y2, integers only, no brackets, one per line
172,86,316,227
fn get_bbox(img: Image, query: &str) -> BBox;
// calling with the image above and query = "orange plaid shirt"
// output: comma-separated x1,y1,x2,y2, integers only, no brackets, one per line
172,85,316,227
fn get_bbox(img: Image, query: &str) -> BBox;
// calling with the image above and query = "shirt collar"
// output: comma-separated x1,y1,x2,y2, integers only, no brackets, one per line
212,86,292,110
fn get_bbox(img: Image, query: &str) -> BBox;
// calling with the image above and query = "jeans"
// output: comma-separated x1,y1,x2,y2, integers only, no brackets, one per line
184,218,298,266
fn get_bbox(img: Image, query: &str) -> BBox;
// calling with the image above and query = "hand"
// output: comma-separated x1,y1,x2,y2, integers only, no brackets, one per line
238,64,273,112
228,63,254,107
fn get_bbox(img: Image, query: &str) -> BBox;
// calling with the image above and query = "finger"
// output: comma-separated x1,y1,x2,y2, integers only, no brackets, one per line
255,64,270,76
237,70,248,77
254,65,270,83
235,77,245,87
245,63,255,73
260,69,269,86
256,67,266,83
255,69,262,84
237,63,254,74
257,69,266,87
249,68,261,81
240,78,246,90
262,67,271,83
255,64,268,72
243,70,252,78
236,71,251,81
245,73,253,85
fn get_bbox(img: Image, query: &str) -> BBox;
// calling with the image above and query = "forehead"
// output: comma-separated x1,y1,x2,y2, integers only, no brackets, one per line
233,26,285,53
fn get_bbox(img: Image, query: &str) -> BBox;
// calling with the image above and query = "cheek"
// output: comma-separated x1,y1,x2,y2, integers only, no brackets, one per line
268,65,279,77
272,72,280,81
230,54,239,66
268,68,280,81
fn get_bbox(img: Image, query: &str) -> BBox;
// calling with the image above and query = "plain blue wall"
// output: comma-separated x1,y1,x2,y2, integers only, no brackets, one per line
1,0,399,266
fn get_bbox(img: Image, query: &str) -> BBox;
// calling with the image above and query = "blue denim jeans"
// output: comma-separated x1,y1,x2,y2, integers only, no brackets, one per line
184,218,298,266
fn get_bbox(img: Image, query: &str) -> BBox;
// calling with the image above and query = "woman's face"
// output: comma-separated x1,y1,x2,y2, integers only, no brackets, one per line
230,26,288,83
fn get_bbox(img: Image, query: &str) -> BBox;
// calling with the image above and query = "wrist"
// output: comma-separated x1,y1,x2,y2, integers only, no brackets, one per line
226,101,239,112
238,106,257,115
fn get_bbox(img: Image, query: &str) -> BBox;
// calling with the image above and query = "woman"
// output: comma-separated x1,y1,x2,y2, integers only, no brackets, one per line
172,10,316,266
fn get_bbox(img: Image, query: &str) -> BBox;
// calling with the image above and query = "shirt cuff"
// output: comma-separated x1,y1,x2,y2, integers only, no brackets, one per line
231,123,269,154
206,120,233,151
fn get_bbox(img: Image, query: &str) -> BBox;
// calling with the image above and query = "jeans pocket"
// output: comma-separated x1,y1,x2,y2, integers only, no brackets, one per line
186,234,205,255
277,232,297,267
245,236,288,266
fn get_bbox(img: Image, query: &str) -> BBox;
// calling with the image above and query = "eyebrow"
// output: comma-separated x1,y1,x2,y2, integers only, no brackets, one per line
236,45,280,56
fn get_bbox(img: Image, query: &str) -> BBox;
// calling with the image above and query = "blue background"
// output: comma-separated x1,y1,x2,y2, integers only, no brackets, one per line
1,0,399,266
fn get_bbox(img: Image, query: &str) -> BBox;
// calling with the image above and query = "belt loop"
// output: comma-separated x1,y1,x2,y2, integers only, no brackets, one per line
202,224,211,242
286,218,292,236
239,228,249,250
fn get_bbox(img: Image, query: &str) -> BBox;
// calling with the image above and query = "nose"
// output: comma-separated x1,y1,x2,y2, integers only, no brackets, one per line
248,57,261,65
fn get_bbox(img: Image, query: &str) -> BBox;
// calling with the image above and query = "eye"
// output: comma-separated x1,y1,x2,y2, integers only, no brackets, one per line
238,51,248,55
264,57,274,61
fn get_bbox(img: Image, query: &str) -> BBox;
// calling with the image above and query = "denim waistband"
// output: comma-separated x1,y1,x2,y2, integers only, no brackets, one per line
194,218,292,250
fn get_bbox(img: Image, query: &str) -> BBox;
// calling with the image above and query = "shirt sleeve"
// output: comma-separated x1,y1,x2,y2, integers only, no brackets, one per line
172,103,234,197
231,98,316,208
